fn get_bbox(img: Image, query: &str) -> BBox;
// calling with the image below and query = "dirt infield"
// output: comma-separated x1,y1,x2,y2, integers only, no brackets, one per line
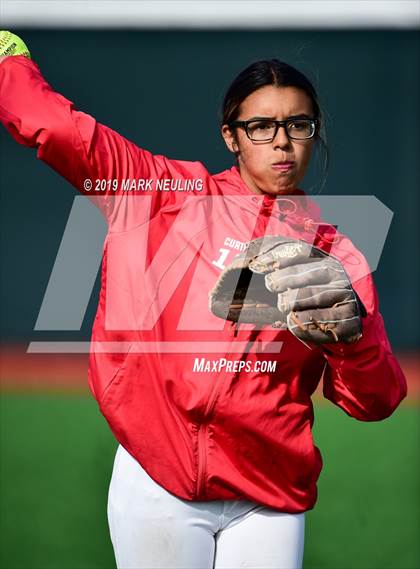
0,343,418,402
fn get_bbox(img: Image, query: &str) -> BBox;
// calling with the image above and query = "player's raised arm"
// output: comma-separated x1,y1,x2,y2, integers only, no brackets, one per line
0,31,187,224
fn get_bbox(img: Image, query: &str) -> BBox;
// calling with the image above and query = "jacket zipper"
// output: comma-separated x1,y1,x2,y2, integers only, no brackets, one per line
196,199,273,497
195,322,239,497
196,424,208,497
195,378,224,498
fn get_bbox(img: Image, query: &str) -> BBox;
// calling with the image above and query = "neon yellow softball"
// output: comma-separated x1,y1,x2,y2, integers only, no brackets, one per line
0,30,31,58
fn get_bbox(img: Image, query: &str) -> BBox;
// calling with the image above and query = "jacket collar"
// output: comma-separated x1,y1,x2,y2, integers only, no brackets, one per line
213,165,322,223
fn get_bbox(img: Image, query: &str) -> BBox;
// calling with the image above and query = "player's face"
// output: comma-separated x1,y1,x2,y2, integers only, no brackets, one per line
222,85,316,195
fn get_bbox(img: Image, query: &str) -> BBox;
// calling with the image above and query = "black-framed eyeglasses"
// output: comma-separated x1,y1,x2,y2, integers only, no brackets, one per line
229,118,318,142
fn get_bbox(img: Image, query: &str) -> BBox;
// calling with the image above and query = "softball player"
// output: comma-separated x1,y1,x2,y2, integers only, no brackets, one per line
0,36,407,569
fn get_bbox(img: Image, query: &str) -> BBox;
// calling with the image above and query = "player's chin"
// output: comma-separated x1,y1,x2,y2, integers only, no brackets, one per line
266,170,298,194
269,176,298,195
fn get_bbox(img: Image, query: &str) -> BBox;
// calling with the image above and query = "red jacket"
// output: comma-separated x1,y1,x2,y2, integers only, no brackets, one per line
0,56,407,513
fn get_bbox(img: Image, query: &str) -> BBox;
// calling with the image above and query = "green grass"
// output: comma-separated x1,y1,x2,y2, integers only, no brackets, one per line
0,393,117,569
306,403,420,569
0,393,419,569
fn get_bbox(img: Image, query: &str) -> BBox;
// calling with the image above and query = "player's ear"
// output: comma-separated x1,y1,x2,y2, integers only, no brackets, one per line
221,124,239,154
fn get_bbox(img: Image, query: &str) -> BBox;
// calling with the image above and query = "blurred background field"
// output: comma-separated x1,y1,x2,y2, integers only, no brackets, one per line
1,17,419,569
0,349,419,569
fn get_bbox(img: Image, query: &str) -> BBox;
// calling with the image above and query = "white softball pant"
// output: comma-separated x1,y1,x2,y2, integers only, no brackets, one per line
107,444,306,569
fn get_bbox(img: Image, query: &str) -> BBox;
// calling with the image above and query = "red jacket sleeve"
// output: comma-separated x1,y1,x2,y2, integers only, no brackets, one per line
321,269,407,422
0,55,197,225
